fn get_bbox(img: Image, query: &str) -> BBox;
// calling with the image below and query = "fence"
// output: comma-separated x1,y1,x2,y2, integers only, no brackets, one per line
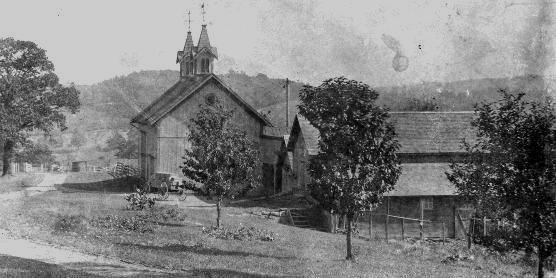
109,162,139,178
352,210,448,243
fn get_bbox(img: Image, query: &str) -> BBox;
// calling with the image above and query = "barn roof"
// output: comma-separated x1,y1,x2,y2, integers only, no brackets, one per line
391,112,476,153
386,163,456,196
131,74,272,126
288,112,476,155
287,115,321,155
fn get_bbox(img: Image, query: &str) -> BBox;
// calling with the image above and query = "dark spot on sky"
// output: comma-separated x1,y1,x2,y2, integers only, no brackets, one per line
418,44,422,50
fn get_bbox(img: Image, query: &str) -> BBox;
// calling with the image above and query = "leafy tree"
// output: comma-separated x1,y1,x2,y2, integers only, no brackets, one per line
0,37,80,176
298,77,401,260
447,91,555,278
15,142,55,166
182,103,261,228
70,131,86,150
105,129,138,159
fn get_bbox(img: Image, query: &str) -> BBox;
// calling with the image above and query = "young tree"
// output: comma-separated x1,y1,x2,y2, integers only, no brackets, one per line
104,129,138,159
299,77,401,260
447,91,555,278
182,103,261,228
70,131,86,150
0,37,80,176
15,142,55,166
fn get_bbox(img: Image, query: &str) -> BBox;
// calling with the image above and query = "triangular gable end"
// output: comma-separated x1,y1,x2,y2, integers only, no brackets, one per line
131,74,272,127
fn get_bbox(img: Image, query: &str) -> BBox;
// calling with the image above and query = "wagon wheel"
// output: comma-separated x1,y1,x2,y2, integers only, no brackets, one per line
158,182,169,200
178,187,187,201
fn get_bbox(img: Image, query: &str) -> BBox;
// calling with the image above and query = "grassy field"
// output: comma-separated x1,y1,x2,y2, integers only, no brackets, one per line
0,174,538,277
0,173,46,193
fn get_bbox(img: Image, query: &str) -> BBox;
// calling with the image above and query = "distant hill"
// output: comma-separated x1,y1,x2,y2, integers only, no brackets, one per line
31,71,549,165
35,70,305,164
260,75,549,127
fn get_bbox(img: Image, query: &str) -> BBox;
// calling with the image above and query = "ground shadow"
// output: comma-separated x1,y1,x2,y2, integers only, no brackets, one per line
227,194,312,210
117,242,294,260
186,268,298,277
54,177,137,193
0,254,103,277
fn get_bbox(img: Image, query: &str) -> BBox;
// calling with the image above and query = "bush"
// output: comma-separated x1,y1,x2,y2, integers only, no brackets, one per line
90,214,154,233
53,214,87,233
124,188,155,210
147,207,187,222
202,224,276,241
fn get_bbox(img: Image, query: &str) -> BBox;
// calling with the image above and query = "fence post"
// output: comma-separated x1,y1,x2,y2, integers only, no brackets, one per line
483,216,487,237
368,209,372,240
419,199,424,242
385,197,390,242
442,222,445,245
467,218,473,249
401,218,405,240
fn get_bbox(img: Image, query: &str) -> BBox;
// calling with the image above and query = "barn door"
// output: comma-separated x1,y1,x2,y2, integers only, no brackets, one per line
262,163,274,193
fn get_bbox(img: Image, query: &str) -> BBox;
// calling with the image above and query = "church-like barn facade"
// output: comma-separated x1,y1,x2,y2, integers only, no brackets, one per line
131,23,276,185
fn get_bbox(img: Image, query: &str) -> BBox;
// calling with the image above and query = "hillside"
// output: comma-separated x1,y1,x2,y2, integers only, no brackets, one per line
261,75,549,127
35,70,305,164
31,71,550,165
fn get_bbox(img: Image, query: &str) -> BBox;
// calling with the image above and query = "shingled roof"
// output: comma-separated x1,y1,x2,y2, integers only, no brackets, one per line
288,111,476,155
391,112,476,153
288,115,321,155
131,74,272,126
386,163,456,196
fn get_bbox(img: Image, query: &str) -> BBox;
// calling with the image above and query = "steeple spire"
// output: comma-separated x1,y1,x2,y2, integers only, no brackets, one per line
201,3,206,25
198,24,211,49
183,10,194,53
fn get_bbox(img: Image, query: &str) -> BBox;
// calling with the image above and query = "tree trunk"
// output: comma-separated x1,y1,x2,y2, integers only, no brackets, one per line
346,214,354,260
2,140,14,176
216,198,222,228
537,246,546,278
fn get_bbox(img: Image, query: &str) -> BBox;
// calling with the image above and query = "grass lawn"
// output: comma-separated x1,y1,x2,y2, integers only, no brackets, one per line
0,173,45,193
0,175,537,277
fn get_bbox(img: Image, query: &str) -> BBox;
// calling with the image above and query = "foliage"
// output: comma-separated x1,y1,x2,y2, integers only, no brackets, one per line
201,224,276,241
70,131,86,150
52,214,87,233
447,91,555,277
182,103,261,227
14,142,55,165
90,214,154,233
104,129,138,159
0,37,80,175
146,207,187,223
124,188,156,210
298,76,401,260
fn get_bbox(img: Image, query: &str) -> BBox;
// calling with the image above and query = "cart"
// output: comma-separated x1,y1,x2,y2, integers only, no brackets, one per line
145,172,187,201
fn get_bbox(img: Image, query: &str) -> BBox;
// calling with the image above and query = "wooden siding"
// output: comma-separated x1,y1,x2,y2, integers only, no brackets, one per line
152,79,263,177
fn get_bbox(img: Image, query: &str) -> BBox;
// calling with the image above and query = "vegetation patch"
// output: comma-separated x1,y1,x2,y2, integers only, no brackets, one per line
146,207,187,223
90,214,154,233
202,224,276,241
52,214,87,234
124,188,155,210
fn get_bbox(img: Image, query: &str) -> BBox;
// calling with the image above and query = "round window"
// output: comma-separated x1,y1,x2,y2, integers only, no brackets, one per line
205,93,218,106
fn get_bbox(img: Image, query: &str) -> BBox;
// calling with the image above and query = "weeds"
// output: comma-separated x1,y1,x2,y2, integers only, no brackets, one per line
91,214,154,233
53,214,87,233
202,224,276,241
124,188,156,210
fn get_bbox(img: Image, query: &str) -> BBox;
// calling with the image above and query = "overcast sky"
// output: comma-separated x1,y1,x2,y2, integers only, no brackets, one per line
1,0,554,87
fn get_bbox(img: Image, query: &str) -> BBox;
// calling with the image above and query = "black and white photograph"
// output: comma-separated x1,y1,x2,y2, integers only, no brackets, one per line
0,0,555,277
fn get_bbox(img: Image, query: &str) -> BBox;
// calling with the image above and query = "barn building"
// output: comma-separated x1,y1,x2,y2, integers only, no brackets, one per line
281,112,477,237
131,23,281,189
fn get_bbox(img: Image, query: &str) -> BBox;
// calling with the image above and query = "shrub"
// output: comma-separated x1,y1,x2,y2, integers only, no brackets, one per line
53,214,87,233
202,224,276,241
124,188,155,210
90,214,154,233
147,207,187,222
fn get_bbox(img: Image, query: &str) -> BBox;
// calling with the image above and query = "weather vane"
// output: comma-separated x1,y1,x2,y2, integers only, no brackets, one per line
187,10,191,31
201,3,206,24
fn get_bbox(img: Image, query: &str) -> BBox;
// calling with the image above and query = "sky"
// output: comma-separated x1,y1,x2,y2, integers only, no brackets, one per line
0,0,555,87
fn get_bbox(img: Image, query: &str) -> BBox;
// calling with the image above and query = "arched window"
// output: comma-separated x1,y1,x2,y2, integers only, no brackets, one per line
201,58,210,73
185,61,194,75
